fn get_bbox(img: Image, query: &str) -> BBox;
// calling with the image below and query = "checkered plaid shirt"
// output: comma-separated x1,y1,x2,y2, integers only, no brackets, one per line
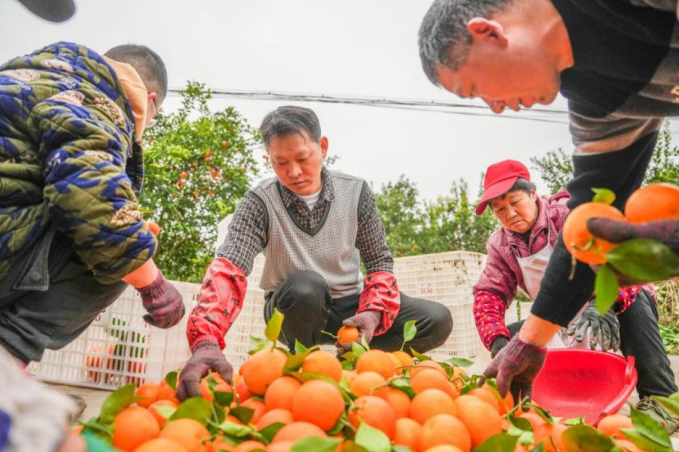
217,167,394,276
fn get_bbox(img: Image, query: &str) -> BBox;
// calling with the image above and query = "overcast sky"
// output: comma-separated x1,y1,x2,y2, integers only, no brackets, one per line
2,0,677,201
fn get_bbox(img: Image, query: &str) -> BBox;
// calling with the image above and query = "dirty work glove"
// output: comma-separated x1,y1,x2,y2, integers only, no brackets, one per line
335,310,382,355
567,301,620,351
176,341,233,401
490,337,509,358
484,335,547,404
138,271,186,329
587,218,679,282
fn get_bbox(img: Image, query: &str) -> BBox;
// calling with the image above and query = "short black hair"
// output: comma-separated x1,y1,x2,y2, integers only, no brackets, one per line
418,0,515,84
105,44,168,101
260,106,321,146
508,177,536,195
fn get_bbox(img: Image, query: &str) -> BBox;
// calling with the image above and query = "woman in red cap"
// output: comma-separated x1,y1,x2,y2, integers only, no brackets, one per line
472,160,676,421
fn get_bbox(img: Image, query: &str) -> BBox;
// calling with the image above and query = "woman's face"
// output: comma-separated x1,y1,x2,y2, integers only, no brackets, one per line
490,189,539,234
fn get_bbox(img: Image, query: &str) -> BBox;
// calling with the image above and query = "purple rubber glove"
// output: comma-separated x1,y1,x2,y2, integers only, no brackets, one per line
138,271,185,329
483,335,547,403
335,310,382,355
588,219,679,254
176,340,233,401
588,218,679,283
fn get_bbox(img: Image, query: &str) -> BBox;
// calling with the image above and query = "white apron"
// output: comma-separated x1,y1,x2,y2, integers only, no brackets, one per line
513,210,591,350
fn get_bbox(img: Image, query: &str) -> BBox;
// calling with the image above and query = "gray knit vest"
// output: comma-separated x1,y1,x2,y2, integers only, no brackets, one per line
253,171,366,298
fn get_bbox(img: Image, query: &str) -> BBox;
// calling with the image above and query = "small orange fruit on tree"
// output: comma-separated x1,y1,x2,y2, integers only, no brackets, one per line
419,413,471,452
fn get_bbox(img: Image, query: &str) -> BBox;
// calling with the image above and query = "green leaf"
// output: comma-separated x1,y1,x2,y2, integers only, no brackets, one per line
390,378,416,399
352,342,367,358
529,403,554,424
620,406,673,452
217,421,253,437
472,433,518,452
81,418,114,440
361,334,371,350
294,339,309,355
606,239,679,282
214,390,234,407
447,357,474,368
561,425,617,452
654,395,679,417
153,406,176,420
328,413,349,436
258,422,285,443
409,348,430,361
355,423,391,452
249,336,270,355
169,397,212,425
401,320,417,351
563,417,586,426
284,345,320,372
595,264,620,315
343,440,367,452
591,188,616,205
99,385,141,424
230,405,255,424
290,437,342,452
392,447,415,452
265,308,285,343
507,416,534,446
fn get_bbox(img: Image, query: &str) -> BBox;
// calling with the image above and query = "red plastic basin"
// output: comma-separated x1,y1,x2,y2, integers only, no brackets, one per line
532,349,637,425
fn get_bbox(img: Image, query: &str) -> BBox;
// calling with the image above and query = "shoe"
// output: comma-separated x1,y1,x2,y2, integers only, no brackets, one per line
636,396,679,434
66,394,87,422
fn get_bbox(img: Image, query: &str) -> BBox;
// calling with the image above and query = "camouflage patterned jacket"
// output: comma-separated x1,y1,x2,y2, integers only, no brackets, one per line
0,42,156,285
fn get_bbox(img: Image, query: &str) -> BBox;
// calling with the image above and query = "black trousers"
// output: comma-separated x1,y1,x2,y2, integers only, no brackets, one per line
0,229,127,363
264,270,453,354
508,289,677,398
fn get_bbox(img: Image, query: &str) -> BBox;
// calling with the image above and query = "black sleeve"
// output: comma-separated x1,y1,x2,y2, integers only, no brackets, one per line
531,131,658,326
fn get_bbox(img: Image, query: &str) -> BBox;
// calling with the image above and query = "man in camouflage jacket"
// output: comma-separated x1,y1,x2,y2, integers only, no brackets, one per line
0,42,185,364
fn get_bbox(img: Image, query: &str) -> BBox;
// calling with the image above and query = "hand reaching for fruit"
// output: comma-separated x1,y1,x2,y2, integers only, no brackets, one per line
335,311,382,356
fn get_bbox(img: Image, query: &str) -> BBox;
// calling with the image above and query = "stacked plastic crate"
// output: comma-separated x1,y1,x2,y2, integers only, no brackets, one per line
393,251,487,358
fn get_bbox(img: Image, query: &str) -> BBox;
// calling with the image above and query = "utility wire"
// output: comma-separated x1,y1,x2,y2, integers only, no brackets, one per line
165,88,570,124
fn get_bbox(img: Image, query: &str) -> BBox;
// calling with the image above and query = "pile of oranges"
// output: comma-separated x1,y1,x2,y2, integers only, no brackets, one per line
76,342,647,452
564,183,679,265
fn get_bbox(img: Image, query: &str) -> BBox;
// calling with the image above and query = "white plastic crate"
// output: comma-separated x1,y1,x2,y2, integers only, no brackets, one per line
394,251,488,358
223,287,267,370
394,251,487,304
429,301,482,360
28,281,200,390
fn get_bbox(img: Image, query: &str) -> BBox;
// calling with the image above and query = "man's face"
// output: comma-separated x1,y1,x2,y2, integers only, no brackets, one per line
490,189,539,234
436,35,561,113
267,131,328,196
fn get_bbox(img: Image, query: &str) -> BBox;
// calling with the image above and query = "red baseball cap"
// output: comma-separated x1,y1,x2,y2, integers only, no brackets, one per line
476,159,531,215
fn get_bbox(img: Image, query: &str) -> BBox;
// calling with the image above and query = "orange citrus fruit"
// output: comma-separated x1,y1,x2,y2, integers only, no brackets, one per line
563,202,625,264
113,406,160,451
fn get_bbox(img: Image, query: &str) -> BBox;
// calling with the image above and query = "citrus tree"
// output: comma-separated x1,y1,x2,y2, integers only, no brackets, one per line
140,82,263,282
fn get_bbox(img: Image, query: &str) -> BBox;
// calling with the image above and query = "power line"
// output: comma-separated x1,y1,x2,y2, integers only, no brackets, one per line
166,88,570,124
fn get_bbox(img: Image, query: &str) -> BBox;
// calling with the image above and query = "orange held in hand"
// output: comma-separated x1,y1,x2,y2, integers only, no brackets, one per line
563,202,625,264
624,183,679,223
337,325,359,345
